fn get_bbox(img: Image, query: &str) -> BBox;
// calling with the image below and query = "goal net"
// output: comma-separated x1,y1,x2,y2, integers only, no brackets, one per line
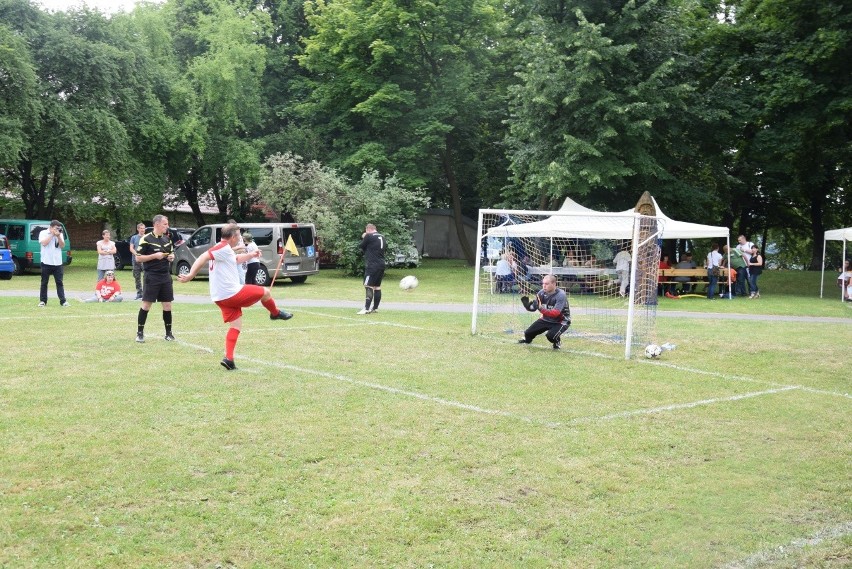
472,208,664,358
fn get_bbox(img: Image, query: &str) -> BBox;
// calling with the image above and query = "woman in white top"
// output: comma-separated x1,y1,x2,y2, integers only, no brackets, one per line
96,229,117,281
243,232,260,285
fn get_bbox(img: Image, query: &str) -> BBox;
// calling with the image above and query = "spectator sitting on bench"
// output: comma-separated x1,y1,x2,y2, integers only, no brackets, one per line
495,252,515,293
674,252,697,294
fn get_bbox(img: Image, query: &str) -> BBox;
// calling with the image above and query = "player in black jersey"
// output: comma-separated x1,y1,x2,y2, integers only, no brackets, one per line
357,223,386,314
135,214,176,343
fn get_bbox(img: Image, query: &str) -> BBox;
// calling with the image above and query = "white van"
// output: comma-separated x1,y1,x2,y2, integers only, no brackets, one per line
172,223,319,285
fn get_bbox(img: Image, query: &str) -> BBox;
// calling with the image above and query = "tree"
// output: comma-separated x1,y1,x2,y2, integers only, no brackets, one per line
724,0,852,268
298,0,510,264
0,0,174,224
0,22,40,167
257,152,429,275
504,0,710,214
163,0,272,224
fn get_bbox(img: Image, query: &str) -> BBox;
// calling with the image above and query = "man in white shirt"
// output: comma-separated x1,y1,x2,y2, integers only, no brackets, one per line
736,234,754,296
37,220,68,307
612,248,632,297
178,223,293,370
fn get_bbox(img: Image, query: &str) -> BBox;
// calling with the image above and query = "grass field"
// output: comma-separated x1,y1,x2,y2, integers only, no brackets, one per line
1,257,850,567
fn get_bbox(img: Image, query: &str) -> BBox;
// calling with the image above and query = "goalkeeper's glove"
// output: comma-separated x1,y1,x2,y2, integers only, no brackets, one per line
530,300,539,311
521,296,533,312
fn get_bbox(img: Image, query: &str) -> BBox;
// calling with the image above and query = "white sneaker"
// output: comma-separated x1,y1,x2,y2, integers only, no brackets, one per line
356,308,370,315
38,301,46,307
368,308,378,314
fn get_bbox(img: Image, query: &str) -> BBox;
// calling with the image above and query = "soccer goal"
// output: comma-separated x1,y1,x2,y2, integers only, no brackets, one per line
472,207,664,359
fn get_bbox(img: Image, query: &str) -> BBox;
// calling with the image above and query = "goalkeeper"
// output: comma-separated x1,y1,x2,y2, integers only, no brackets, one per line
518,274,571,350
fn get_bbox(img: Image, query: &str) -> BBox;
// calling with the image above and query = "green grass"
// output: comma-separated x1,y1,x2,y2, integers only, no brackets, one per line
1,258,850,567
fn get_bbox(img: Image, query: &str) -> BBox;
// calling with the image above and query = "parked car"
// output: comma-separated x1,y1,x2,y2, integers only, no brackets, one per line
0,234,14,280
0,219,72,275
114,227,194,270
172,223,319,285
389,244,421,268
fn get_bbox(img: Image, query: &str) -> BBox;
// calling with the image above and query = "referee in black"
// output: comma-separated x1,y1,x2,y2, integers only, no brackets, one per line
135,214,176,343
357,223,386,314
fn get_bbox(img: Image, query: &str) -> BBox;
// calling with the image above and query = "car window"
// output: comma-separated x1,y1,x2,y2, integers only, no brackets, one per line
189,227,212,248
0,236,8,249
283,227,315,247
6,224,25,240
248,227,273,247
30,224,49,240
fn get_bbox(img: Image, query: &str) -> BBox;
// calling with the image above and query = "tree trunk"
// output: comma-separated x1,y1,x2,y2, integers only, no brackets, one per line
180,168,206,226
807,179,829,271
440,134,475,265
16,155,59,219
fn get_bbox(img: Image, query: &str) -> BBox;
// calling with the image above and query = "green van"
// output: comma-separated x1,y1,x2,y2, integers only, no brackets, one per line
0,219,73,275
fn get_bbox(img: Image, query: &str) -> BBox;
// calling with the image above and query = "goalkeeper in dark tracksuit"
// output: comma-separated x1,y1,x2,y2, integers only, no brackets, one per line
518,274,571,350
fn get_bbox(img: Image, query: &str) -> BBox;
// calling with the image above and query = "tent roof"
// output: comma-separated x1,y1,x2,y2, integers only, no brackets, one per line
824,227,852,241
486,196,728,240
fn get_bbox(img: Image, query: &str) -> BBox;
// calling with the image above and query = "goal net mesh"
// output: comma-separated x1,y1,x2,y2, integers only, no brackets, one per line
473,209,663,353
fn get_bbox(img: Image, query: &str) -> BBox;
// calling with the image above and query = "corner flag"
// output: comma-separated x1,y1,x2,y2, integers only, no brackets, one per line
285,235,299,256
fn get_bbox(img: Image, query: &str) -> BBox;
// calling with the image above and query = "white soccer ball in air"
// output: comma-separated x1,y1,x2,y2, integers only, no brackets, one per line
644,344,663,359
400,275,419,290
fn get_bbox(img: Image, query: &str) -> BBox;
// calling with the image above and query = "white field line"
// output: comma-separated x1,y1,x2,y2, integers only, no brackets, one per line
175,339,542,424
485,334,852,400
566,387,799,425
0,308,220,321
175,338,805,429
10,307,852,402
720,520,852,569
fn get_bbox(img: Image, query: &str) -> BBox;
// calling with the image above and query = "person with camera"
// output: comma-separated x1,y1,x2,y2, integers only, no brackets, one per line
37,220,69,307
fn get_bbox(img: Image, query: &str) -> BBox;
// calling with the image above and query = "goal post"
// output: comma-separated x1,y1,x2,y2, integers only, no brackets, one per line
471,208,664,359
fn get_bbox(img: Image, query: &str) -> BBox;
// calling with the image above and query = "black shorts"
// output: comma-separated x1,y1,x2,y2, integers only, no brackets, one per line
364,267,385,287
142,277,174,303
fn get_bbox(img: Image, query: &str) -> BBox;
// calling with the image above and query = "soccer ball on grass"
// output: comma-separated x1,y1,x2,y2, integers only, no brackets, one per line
399,275,419,290
644,344,663,359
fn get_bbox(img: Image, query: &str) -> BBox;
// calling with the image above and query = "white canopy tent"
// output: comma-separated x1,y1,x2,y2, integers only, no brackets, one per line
484,196,728,241
820,226,852,300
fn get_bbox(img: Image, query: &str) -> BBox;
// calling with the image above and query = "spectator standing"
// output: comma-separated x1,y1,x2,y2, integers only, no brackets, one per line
129,222,146,300
838,259,850,301
243,232,260,285
37,220,68,307
723,244,748,297
747,246,763,298
736,235,754,295
613,247,632,297
706,243,723,300
357,223,386,314
135,214,176,343
227,219,247,284
96,229,117,281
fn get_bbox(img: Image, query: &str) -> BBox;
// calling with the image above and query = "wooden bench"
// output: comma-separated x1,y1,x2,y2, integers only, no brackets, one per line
658,268,709,292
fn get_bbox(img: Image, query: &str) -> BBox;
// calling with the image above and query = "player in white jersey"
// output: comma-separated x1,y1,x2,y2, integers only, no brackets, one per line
178,223,293,370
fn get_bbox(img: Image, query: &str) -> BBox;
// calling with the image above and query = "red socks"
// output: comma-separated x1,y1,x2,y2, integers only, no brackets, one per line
225,328,240,360
261,297,277,314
